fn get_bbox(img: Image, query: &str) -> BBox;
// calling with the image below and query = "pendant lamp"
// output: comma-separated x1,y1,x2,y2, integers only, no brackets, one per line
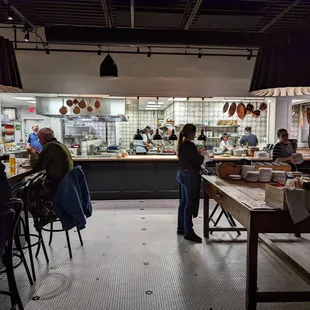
197,129,206,141
134,129,143,140
152,129,162,140
249,41,310,96
0,37,23,92
100,54,118,79
169,129,178,140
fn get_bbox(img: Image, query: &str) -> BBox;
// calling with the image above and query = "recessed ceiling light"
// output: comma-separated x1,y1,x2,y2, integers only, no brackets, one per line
27,100,36,104
147,101,164,105
13,97,35,100
145,107,158,110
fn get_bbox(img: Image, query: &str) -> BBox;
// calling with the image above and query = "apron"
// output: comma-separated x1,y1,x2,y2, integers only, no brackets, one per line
279,142,297,171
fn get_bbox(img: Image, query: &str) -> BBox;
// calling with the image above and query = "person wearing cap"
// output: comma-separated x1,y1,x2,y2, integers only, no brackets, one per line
240,127,258,147
220,133,233,152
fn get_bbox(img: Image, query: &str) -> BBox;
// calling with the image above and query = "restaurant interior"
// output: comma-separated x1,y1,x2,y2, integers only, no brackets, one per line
2,1,310,310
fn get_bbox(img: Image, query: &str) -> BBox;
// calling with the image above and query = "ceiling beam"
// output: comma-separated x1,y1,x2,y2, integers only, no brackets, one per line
45,26,309,48
100,0,114,28
179,0,203,30
258,0,302,33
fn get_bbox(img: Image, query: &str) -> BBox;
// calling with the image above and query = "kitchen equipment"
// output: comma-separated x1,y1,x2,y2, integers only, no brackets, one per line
242,165,255,179
258,168,272,183
212,147,222,155
233,149,246,156
94,100,101,109
237,102,246,120
73,106,80,114
254,151,269,158
300,106,304,128
292,153,303,164
66,99,73,107
69,147,81,156
246,103,254,114
223,101,229,113
228,102,236,117
79,100,86,109
87,105,93,112
259,102,267,111
59,106,68,115
73,99,79,105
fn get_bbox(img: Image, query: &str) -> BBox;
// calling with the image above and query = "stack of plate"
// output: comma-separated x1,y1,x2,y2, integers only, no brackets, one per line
228,174,241,181
245,171,260,182
272,171,286,181
258,168,272,183
242,165,255,179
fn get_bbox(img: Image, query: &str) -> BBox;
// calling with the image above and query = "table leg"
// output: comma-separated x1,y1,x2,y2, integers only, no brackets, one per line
246,227,258,310
203,181,210,239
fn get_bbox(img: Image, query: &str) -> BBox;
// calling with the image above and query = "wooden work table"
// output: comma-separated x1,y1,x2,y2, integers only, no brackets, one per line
202,176,310,309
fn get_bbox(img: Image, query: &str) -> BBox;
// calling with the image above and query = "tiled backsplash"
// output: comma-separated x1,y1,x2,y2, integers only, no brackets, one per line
64,101,268,149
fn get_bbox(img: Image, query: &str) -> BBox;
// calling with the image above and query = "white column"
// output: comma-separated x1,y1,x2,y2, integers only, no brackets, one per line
271,97,292,143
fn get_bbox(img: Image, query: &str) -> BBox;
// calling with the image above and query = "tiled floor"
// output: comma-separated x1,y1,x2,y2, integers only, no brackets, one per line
1,200,310,310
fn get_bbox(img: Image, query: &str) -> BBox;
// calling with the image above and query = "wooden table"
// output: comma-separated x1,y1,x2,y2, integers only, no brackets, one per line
202,175,310,310
4,164,33,185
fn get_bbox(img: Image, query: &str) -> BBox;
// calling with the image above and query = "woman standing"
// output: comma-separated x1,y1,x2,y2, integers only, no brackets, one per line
176,124,204,243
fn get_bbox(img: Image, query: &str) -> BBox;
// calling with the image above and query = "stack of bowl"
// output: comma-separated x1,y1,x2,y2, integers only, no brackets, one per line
245,171,260,182
242,165,255,180
258,168,272,183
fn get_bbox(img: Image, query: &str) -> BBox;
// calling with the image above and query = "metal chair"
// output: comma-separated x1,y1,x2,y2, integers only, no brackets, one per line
0,199,25,310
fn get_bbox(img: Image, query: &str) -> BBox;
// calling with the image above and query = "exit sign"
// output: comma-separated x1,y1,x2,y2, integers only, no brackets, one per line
28,107,35,113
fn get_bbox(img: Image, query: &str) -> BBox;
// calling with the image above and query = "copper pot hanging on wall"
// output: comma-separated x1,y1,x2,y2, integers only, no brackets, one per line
246,103,254,114
223,101,229,113
237,102,246,120
228,102,236,117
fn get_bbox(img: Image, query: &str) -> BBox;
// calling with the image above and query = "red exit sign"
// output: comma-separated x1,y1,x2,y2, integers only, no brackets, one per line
28,107,35,113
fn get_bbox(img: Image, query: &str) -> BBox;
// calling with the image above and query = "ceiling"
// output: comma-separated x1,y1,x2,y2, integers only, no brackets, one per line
1,0,310,35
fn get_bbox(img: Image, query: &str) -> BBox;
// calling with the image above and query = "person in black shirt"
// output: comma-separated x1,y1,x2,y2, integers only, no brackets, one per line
176,124,204,243
0,162,12,205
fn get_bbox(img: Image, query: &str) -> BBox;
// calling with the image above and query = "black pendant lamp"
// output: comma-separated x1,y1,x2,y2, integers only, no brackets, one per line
169,129,178,141
100,54,118,79
197,129,206,141
0,37,23,92
153,129,162,140
249,41,310,96
134,129,143,140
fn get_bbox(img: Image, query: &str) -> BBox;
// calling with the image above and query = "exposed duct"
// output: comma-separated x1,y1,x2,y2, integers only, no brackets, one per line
45,26,307,48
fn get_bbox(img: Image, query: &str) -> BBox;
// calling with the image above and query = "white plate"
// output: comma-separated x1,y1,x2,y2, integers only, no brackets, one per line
228,175,241,180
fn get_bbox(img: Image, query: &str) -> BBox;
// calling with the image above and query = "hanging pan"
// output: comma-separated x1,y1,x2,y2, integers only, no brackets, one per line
252,102,261,118
228,101,236,117
237,102,246,120
307,107,310,125
259,101,267,111
246,102,254,114
223,101,229,113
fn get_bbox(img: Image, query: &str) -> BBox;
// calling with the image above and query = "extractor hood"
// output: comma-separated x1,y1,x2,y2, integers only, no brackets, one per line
36,97,127,122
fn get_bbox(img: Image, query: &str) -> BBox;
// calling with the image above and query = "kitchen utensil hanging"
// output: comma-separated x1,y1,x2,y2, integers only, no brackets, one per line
307,107,310,125
59,98,68,115
246,102,254,114
66,99,73,107
259,101,267,111
252,102,261,118
303,105,307,116
73,99,79,105
94,100,101,109
223,101,229,113
87,105,93,112
237,102,246,120
228,101,236,117
73,106,80,114
78,99,86,109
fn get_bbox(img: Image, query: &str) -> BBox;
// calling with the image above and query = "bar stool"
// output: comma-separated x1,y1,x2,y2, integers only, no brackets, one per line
0,198,25,310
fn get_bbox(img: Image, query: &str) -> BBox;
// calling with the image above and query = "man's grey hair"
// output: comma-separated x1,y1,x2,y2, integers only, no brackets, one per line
38,128,54,142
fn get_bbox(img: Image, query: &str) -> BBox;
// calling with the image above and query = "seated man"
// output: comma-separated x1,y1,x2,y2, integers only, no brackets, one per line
29,127,73,199
0,162,12,205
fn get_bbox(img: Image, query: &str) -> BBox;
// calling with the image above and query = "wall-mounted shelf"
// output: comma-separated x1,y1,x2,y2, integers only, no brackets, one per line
204,125,240,128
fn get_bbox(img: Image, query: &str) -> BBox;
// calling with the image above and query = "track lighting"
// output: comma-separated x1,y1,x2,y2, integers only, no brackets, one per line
198,49,202,59
7,6,13,21
24,31,29,42
247,49,253,61
100,53,118,79
147,47,151,58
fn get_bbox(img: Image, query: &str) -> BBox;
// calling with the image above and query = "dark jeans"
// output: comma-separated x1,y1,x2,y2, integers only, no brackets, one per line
176,170,201,236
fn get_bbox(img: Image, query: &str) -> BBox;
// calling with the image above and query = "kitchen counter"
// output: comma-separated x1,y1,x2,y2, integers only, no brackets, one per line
4,164,33,183
73,155,178,162
0,150,27,160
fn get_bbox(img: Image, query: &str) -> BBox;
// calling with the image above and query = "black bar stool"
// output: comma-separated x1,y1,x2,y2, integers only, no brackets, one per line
0,198,25,310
